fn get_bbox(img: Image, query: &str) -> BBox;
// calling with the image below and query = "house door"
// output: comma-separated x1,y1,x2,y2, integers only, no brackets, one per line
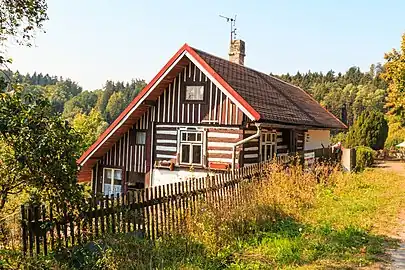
260,132,277,161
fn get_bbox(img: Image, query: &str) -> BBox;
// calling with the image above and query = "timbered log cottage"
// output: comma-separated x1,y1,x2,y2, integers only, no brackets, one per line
77,40,347,195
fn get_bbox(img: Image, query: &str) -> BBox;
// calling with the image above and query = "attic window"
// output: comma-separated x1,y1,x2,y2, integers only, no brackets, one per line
136,131,146,145
185,85,204,101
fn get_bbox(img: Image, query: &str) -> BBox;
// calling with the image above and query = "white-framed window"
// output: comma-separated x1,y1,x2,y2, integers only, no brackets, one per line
179,130,203,165
261,132,277,161
136,131,146,145
185,85,204,101
103,168,122,196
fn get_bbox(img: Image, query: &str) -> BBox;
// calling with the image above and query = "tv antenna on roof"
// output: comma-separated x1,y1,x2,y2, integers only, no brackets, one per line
219,14,237,42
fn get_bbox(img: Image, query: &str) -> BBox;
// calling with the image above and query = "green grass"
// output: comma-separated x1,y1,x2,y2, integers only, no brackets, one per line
229,169,404,269
6,167,405,269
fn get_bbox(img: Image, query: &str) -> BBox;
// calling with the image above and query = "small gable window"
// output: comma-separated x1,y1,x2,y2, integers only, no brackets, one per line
185,85,204,101
136,131,146,145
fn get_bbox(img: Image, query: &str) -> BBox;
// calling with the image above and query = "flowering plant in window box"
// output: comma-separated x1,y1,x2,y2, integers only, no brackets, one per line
169,161,175,171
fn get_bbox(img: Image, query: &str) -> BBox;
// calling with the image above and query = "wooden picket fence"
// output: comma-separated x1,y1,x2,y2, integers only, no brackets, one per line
19,147,335,256
20,162,267,256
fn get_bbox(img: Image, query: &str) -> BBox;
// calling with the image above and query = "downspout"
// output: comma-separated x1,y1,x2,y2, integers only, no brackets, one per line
232,123,261,170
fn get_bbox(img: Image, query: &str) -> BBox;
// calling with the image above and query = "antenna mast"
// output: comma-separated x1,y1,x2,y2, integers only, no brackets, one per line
219,14,237,42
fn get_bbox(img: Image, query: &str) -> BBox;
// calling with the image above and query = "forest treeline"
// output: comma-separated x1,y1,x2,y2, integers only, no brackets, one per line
274,64,387,127
0,70,146,149
0,58,401,150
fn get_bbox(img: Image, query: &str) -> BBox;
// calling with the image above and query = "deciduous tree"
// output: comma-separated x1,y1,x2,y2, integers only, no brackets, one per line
72,109,108,150
380,33,405,125
0,87,83,213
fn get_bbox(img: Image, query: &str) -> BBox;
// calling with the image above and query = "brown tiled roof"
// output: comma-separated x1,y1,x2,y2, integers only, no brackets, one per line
193,48,347,129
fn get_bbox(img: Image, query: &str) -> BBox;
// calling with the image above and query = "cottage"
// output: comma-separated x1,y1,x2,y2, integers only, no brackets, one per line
77,40,347,195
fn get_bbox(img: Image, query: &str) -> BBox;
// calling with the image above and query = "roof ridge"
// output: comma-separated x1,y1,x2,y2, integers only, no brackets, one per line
191,47,274,76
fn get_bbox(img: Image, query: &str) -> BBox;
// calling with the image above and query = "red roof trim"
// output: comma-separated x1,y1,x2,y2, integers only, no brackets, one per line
77,44,189,165
184,45,261,121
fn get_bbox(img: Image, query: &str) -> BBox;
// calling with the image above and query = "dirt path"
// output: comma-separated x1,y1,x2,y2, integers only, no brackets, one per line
374,161,405,269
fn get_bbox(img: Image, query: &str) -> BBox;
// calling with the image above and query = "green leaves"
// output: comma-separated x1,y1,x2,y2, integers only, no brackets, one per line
381,33,405,125
346,111,388,150
0,87,84,212
72,109,108,151
0,0,48,48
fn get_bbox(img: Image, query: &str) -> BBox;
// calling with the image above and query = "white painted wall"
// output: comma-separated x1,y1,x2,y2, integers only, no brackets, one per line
151,168,215,186
304,130,331,151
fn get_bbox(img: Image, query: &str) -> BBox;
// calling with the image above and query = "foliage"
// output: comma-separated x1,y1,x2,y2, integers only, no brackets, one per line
97,79,146,123
72,109,108,151
63,90,100,121
385,115,405,148
380,33,405,125
105,91,124,123
0,249,62,270
0,87,84,212
0,71,85,114
331,132,347,145
0,0,48,64
355,146,375,172
0,70,146,142
346,110,388,150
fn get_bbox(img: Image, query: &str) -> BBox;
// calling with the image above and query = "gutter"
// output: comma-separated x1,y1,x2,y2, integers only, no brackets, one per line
232,123,262,170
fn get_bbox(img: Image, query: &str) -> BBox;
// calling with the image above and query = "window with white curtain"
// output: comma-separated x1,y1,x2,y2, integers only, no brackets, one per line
103,168,122,196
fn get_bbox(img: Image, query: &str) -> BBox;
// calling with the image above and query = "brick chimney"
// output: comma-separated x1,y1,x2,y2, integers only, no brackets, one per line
229,39,245,65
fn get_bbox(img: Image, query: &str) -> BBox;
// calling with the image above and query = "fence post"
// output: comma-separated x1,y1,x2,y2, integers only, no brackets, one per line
20,205,27,255
49,205,55,251
94,196,99,238
110,194,116,234
33,205,40,255
138,189,145,236
41,205,48,255
121,193,126,233
158,185,165,236
116,194,121,234
169,183,175,234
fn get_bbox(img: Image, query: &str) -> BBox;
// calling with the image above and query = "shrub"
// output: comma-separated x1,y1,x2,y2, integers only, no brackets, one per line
331,132,347,145
385,115,405,148
346,110,388,150
355,146,374,171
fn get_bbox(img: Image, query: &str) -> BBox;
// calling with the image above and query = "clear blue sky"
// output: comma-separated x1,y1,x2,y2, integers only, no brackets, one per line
5,0,405,90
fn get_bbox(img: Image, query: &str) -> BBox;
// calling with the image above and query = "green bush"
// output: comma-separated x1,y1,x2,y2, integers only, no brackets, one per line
385,116,405,148
355,146,375,171
346,110,388,150
331,132,347,145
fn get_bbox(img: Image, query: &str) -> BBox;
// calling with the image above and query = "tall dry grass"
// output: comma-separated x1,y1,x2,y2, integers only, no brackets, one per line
185,162,341,254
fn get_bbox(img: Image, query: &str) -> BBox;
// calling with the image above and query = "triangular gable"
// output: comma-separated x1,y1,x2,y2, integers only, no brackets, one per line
77,44,261,178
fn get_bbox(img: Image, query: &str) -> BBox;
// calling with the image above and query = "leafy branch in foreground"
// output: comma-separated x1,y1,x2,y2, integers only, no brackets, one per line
0,86,84,214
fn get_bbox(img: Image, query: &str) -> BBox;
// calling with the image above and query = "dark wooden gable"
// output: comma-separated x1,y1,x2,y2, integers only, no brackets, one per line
154,60,246,125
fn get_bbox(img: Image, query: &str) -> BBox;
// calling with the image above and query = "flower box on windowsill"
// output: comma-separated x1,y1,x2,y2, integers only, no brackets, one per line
154,160,175,171
208,162,230,170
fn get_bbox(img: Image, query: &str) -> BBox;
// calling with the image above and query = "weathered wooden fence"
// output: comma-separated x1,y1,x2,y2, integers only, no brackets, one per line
20,163,266,256
19,147,335,256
